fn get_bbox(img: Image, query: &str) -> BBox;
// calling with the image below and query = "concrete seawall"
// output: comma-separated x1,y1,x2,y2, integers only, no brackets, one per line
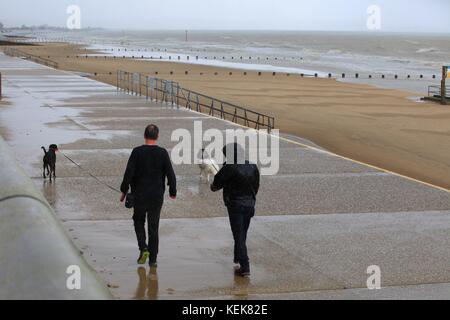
0,136,111,300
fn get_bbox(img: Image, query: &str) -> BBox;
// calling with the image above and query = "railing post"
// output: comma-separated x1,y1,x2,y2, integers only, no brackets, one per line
184,90,192,110
151,78,154,101
128,72,133,94
126,72,129,94
167,81,170,106
146,76,149,100
442,66,447,105
116,70,119,92
163,81,166,104
164,80,167,104
176,84,180,108
156,78,159,102
209,100,214,116
168,81,171,106
172,82,176,107
166,81,169,104
139,74,142,97
170,81,174,106
119,70,121,92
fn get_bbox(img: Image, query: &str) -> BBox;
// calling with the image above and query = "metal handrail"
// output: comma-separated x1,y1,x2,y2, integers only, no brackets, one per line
3,47,59,69
428,85,450,98
116,70,275,132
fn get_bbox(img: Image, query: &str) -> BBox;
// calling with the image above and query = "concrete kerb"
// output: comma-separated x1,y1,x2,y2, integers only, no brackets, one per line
0,136,112,300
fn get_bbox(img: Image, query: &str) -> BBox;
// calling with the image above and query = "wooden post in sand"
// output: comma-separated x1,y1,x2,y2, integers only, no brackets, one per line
0,72,2,99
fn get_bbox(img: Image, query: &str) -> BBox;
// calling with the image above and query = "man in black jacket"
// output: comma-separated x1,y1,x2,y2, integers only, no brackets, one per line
120,124,176,267
211,143,260,277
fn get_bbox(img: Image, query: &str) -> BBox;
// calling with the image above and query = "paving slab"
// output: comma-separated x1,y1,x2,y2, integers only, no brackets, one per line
65,211,450,299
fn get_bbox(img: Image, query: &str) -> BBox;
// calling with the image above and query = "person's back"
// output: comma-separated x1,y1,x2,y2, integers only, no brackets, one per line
213,161,259,208
120,124,176,267
123,144,176,206
211,143,260,277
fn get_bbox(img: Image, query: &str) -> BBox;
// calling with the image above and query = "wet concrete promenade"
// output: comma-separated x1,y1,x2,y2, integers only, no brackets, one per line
1,53,450,299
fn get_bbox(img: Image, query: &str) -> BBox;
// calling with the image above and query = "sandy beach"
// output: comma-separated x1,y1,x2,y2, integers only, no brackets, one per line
3,43,450,190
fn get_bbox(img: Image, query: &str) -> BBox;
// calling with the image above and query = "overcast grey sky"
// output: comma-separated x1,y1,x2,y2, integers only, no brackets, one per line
0,0,449,33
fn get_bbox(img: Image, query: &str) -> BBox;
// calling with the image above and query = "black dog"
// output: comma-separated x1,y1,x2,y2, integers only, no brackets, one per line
41,144,58,181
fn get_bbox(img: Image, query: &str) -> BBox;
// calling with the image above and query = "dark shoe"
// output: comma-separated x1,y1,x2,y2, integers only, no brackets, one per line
234,266,250,277
149,255,157,267
137,250,150,265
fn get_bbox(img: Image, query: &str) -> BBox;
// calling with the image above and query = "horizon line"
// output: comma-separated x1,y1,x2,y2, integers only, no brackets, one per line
3,26,450,36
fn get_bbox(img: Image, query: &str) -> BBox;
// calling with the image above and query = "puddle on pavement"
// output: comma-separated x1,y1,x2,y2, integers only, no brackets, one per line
131,267,253,300
134,267,160,300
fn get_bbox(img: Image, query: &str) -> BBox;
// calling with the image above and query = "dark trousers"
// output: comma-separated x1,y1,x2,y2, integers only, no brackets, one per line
133,202,163,262
227,206,255,271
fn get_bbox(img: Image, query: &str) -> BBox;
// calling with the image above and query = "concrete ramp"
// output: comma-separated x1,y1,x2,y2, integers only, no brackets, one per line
1,53,450,299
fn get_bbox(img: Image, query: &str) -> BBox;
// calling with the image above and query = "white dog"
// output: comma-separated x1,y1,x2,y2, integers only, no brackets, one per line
198,148,219,183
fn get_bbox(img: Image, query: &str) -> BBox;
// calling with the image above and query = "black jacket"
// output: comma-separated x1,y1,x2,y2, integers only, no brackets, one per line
211,161,260,208
120,145,176,206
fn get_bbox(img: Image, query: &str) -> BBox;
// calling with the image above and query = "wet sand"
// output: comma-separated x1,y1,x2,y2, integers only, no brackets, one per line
5,43,449,190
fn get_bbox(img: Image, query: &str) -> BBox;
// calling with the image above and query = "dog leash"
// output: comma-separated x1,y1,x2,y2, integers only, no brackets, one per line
60,152,122,194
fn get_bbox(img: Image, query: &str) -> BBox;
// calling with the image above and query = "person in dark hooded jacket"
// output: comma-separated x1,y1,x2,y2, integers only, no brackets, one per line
211,143,260,276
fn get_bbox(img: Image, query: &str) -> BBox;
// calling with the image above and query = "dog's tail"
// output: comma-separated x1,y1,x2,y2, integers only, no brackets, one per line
41,146,47,155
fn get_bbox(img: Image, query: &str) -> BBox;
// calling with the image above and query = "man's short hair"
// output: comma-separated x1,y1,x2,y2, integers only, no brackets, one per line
144,124,159,140
222,142,245,164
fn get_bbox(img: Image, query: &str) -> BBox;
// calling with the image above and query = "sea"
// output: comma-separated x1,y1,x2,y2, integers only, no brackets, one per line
10,29,450,95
